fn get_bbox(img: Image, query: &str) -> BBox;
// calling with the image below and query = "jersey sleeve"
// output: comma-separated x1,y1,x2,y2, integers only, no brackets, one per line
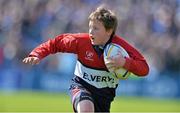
113,36,149,77
29,34,78,60
123,47,149,77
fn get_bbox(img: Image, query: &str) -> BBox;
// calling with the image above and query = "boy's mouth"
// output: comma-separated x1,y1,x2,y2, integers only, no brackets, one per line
90,35,95,40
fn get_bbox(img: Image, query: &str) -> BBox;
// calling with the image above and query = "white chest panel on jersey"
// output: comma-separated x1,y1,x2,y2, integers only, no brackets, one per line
74,61,119,88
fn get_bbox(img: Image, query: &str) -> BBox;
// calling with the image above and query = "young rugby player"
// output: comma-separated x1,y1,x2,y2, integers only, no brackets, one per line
23,6,149,112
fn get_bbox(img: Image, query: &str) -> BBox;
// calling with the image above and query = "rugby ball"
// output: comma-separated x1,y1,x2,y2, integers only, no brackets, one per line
103,43,131,79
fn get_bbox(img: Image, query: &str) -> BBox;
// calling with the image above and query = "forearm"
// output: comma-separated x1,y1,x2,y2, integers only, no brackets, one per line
29,39,57,60
28,34,78,60
124,57,149,76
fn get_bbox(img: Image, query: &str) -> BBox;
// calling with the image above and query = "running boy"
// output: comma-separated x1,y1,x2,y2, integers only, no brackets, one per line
23,6,149,112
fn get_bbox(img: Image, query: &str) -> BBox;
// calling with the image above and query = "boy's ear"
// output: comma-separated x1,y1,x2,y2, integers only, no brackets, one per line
106,29,113,36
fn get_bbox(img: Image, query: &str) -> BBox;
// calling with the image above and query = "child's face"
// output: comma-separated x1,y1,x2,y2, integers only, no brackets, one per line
89,20,112,45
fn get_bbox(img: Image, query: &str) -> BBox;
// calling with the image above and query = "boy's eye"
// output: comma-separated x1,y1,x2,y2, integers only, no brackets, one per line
89,25,99,30
93,27,98,30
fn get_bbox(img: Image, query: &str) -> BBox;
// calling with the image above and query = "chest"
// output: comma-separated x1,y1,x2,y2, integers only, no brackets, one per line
77,44,107,69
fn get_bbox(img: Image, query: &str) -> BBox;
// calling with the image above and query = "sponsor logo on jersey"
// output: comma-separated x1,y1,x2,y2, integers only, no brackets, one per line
75,60,118,88
83,72,115,84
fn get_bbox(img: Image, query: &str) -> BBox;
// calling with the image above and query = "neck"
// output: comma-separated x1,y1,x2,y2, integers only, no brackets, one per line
104,33,114,47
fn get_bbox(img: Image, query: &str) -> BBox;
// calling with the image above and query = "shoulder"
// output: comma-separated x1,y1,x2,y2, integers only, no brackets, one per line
71,33,90,39
112,35,126,43
54,33,90,42
61,33,90,40
55,33,89,38
111,35,132,47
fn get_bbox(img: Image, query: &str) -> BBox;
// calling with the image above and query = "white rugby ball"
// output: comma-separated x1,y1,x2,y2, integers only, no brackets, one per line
103,43,131,79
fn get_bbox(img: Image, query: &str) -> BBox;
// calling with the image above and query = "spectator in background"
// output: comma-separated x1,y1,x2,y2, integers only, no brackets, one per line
0,0,179,95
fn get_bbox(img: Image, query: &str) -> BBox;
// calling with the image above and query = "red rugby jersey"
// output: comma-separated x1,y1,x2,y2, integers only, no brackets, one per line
29,33,149,77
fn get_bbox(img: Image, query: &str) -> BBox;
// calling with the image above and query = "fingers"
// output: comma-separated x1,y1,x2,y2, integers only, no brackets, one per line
117,50,123,56
105,57,116,71
106,64,116,72
105,55,124,70
22,57,31,64
22,57,40,65
22,57,29,64
105,57,115,66
31,57,40,65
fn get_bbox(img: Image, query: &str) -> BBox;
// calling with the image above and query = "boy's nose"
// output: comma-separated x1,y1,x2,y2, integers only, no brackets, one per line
89,29,94,35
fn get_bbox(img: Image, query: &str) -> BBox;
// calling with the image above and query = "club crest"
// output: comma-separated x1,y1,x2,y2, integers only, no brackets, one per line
85,51,94,61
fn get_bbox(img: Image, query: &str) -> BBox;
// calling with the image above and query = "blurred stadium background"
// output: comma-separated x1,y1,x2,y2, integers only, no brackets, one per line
0,0,180,112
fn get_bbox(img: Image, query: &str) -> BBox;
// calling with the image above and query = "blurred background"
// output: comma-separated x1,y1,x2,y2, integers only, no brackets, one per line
0,0,180,112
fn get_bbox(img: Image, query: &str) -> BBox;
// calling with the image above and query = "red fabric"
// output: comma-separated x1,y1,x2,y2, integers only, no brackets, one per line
29,33,149,76
111,36,149,76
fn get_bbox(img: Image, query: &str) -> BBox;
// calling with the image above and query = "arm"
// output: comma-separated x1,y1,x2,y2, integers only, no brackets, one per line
107,49,149,77
109,37,149,77
123,53,149,77
23,34,78,65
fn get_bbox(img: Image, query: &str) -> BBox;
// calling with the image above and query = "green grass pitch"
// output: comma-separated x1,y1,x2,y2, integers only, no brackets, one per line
0,91,179,112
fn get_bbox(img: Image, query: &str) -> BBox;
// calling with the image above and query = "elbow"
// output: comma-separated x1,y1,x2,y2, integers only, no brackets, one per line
132,63,149,77
138,64,150,77
140,69,149,76
125,59,150,77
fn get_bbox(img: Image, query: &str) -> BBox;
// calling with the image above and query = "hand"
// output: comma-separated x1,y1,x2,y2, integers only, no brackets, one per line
22,56,40,65
105,52,126,71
